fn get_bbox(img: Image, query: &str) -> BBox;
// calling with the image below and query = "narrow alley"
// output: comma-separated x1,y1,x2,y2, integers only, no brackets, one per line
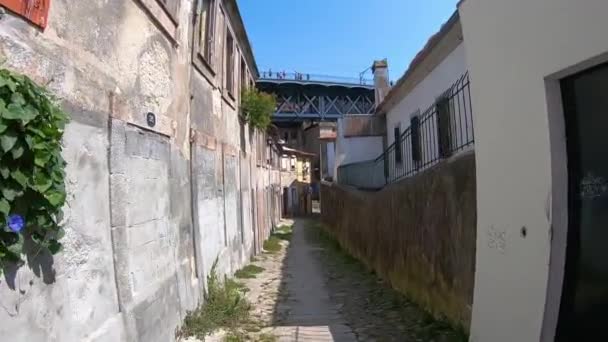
194,219,465,342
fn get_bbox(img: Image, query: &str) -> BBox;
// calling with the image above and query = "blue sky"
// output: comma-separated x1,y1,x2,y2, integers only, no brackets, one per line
237,0,459,81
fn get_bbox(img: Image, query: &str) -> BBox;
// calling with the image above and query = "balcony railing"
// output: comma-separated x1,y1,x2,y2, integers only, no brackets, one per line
259,70,373,86
337,72,474,189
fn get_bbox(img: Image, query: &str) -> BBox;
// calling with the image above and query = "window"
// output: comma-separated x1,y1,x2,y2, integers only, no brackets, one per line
436,95,453,158
159,0,180,23
410,111,422,162
239,120,246,153
240,58,248,93
225,29,235,96
199,0,216,62
394,125,402,164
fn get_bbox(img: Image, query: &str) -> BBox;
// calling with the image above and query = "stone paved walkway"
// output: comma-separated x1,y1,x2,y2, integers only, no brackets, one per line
200,218,464,342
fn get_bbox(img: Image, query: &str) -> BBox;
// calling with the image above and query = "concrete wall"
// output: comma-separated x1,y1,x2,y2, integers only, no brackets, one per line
0,0,279,341
335,118,384,173
321,152,477,329
459,1,608,341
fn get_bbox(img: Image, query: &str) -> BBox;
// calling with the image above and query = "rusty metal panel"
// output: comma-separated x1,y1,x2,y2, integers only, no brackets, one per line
0,0,50,29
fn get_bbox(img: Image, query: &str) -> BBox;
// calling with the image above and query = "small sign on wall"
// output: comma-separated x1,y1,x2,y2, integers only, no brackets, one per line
146,112,156,128
0,0,51,30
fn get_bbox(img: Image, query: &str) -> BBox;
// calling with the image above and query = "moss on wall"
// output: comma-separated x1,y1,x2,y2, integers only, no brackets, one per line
321,152,476,330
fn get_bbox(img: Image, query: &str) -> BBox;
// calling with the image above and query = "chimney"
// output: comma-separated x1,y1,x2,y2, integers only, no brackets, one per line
372,59,390,109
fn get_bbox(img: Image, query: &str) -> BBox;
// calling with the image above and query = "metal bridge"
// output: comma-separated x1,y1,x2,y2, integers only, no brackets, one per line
256,71,376,123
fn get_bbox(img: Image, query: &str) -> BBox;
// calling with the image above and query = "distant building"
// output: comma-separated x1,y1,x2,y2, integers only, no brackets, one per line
279,146,314,216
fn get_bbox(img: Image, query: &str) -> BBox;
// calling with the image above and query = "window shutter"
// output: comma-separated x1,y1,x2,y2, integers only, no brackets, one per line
411,116,421,162
436,96,453,158
0,0,50,29
394,126,402,164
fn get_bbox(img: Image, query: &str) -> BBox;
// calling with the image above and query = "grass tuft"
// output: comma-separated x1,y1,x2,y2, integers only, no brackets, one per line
263,224,294,253
180,260,251,339
234,264,265,279
263,236,282,253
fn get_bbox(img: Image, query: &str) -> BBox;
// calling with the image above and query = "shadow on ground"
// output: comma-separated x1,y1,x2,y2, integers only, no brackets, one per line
269,215,467,342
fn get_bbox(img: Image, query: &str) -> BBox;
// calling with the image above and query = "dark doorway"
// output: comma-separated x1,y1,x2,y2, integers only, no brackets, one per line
557,62,608,341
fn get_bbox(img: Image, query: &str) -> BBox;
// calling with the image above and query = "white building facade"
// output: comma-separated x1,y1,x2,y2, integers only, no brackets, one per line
377,14,473,184
460,0,608,341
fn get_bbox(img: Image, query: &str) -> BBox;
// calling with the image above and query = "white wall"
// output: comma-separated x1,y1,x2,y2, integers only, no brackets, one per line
459,0,608,341
386,43,467,148
335,118,384,171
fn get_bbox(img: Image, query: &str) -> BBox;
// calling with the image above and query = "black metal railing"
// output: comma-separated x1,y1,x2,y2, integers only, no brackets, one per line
338,72,474,188
259,70,373,86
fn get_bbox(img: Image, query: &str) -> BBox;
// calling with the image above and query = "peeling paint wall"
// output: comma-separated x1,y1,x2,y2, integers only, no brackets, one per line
0,0,276,341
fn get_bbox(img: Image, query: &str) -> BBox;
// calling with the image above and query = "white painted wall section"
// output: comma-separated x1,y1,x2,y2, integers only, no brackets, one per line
386,43,467,148
459,0,608,341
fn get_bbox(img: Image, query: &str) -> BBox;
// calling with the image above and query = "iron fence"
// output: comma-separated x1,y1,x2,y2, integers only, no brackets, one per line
259,70,373,86
337,72,474,188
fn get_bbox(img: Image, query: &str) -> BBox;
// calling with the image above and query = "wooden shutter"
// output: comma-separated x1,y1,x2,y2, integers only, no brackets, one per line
394,126,402,164
436,96,453,158
411,116,421,162
0,0,50,29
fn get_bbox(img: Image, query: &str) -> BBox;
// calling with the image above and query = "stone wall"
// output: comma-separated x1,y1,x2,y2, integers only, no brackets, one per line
0,0,279,341
321,152,476,329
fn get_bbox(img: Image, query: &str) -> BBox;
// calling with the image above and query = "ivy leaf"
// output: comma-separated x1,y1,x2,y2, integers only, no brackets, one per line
10,169,28,188
51,168,65,182
0,198,9,216
1,131,17,152
26,126,45,137
45,191,66,207
0,121,7,134
11,141,25,159
10,92,26,106
3,104,25,120
24,135,33,148
1,77,17,92
34,152,52,167
6,235,24,256
20,105,39,125
0,165,8,179
53,227,65,240
2,187,19,201
48,240,62,254
32,173,52,193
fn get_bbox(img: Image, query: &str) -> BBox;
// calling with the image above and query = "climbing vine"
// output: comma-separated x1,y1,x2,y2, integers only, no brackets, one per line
0,68,68,268
240,88,276,129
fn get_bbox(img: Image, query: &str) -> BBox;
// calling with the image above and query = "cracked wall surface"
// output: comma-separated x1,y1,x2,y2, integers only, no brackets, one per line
0,0,278,341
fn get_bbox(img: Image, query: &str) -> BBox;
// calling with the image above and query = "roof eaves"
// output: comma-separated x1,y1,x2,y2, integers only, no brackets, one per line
376,10,460,115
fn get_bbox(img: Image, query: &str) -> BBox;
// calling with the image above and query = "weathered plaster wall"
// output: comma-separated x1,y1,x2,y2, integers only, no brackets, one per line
321,152,477,329
0,0,277,340
459,0,608,340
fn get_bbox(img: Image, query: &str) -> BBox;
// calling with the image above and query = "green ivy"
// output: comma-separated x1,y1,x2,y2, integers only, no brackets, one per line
240,88,276,129
0,68,68,267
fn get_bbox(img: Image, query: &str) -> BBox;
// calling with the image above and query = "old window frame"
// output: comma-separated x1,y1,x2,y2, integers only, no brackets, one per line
224,27,236,98
199,0,216,63
157,0,180,24
136,0,180,43
192,0,217,80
